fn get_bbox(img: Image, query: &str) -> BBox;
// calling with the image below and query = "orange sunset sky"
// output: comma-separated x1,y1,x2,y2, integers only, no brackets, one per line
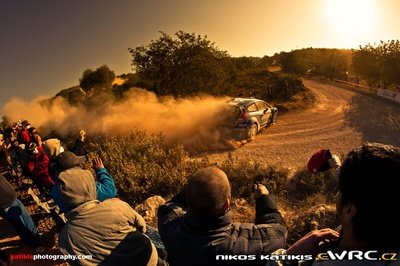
1,0,400,108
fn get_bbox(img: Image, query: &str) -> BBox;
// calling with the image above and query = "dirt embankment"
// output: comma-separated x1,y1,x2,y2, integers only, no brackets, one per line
202,78,400,176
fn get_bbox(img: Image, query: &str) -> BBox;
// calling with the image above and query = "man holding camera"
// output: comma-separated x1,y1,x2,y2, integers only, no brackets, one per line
157,166,287,266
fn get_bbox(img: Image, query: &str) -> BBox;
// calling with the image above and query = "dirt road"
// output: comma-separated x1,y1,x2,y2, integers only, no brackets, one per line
205,78,400,175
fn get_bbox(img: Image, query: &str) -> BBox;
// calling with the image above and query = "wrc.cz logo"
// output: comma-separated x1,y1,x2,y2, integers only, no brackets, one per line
316,250,398,261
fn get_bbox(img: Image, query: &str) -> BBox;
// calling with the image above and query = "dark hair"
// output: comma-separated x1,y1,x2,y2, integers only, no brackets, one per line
186,167,231,217
338,142,400,251
28,127,37,134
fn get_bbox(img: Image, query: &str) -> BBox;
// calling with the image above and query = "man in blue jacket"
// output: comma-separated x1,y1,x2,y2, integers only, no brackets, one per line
0,173,41,248
157,166,287,266
51,151,117,214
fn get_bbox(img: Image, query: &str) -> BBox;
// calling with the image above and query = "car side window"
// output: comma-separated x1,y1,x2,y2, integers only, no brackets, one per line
256,102,268,110
247,103,258,112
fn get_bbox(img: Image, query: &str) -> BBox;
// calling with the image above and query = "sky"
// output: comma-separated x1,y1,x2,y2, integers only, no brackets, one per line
1,0,400,109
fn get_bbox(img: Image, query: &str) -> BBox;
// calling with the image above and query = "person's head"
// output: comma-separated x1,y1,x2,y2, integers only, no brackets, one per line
21,120,30,129
25,142,38,155
28,127,37,135
57,161,96,209
57,151,86,171
336,142,400,251
185,167,231,218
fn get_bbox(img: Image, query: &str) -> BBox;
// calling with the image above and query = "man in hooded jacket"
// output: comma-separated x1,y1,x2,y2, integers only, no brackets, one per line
51,151,117,214
56,154,160,265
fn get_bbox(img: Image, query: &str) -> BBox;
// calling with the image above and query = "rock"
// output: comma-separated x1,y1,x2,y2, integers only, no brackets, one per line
134,195,166,227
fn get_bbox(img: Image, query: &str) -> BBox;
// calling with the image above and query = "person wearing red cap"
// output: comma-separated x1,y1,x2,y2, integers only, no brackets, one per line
307,148,341,173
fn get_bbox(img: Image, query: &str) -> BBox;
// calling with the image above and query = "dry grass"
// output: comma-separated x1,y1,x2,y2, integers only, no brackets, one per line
0,131,340,259
83,133,339,245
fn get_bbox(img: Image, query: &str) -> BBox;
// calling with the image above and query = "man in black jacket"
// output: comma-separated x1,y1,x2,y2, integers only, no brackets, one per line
157,166,287,266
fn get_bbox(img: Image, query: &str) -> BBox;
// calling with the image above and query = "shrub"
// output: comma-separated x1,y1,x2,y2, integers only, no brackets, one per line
85,131,211,205
289,168,337,202
266,73,305,101
219,153,290,202
285,203,338,245
54,130,339,242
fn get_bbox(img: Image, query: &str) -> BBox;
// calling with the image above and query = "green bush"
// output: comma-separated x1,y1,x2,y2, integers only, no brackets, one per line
81,133,292,206
285,203,338,245
85,131,211,205
289,168,337,202
219,153,290,202
49,129,341,247
266,73,305,101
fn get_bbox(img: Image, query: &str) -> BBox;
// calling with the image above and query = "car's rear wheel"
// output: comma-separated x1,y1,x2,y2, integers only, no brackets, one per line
248,124,257,141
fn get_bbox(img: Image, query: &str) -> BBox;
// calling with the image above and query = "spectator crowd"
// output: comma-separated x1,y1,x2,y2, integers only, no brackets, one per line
0,120,399,266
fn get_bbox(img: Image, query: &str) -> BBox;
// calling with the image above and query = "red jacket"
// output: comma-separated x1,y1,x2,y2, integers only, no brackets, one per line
27,146,54,187
19,129,31,145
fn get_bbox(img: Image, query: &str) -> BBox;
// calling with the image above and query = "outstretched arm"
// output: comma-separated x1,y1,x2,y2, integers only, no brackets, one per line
93,157,117,201
254,184,285,226
70,130,87,156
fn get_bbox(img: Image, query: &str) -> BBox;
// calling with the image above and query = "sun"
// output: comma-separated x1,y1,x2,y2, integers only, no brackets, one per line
324,0,377,37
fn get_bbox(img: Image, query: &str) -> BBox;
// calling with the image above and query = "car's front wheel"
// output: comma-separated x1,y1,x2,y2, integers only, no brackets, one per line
270,110,278,125
247,124,258,141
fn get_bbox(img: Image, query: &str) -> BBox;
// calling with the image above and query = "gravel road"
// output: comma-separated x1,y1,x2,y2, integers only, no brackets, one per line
204,78,400,175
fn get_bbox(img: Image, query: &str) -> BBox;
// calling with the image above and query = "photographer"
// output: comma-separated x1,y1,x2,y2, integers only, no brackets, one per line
157,166,287,266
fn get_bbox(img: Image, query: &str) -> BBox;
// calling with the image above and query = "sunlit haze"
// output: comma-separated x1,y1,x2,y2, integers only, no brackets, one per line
1,0,400,109
324,0,377,41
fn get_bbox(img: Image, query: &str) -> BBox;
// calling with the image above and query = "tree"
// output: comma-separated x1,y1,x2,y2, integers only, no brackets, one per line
376,40,400,88
279,48,351,79
352,45,380,87
79,65,115,92
128,31,230,96
352,40,400,88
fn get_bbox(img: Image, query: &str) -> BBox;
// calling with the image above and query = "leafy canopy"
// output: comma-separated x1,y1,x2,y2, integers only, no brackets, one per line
129,31,230,96
352,40,400,88
79,64,116,92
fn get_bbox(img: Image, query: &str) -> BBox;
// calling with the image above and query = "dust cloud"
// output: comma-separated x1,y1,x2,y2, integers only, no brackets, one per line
2,89,237,152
